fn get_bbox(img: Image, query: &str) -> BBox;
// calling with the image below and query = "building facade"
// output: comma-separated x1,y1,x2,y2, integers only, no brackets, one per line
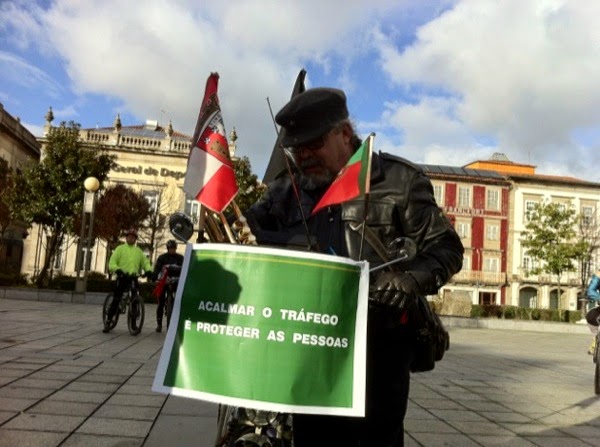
17,109,600,311
0,104,41,274
465,153,600,310
421,163,512,306
21,111,226,280
418,153,600,310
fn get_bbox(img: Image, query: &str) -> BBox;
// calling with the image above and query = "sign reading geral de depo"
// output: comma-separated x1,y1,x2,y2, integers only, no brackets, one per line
152,243,369,416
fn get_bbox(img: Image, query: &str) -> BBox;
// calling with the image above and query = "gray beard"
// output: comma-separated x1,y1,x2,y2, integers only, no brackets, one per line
297,171,335,190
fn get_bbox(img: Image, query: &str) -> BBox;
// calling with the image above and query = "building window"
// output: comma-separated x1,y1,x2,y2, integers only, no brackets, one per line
522,254,538,273
486,189,500,211
456,222,470,239
483,257,499,272
463,256,471,271
433,184,444,205
185,198,200,224
582,205,594,226
524,200,537,222
480,292,496,306
48,235,65,270
143,190,158,213
53,244,63,270
458,186,471,207
76,243,92,272
486,224,499,241
556,202,567,213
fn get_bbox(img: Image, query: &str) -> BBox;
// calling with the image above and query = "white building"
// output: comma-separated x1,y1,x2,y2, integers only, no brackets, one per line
0,104,40,275
466,153,600,310
21,110,239,281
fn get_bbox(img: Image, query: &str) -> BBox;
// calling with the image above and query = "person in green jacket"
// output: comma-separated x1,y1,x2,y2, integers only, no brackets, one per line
103,228,152,333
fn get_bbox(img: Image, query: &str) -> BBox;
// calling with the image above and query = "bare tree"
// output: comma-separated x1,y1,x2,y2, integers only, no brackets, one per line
139,180,181,260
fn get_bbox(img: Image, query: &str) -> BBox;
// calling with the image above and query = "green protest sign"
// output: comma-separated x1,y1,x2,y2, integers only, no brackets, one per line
152,243,369,416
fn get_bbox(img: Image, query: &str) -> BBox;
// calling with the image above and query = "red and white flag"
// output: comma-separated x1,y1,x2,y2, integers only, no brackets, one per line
183,73,238,213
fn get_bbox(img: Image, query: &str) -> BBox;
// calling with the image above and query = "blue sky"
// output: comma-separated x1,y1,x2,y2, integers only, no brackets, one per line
2,0,600,182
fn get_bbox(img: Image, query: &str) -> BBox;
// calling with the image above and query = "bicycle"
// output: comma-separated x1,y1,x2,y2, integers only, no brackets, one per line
215,404,293,447
155,264,181,330
102,273,145,336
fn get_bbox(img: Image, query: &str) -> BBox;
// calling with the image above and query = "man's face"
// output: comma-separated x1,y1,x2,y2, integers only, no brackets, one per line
288,124,353,189
126,234,137,245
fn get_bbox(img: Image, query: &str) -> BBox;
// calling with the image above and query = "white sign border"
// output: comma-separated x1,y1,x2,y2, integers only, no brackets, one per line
152,242,369,417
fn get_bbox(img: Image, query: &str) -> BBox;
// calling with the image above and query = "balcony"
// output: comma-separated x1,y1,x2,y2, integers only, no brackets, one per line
512,270,582,287
452,270,507,285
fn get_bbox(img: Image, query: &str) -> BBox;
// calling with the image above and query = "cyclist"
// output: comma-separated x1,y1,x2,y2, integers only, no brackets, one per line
152,239,184,332
103,228,152,333
586,270,600,354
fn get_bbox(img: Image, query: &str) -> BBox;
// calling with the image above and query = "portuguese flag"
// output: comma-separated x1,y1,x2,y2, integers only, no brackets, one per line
311,133,374,216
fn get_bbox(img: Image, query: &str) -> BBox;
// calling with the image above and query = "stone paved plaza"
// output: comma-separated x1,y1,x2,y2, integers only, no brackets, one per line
1,297,600,446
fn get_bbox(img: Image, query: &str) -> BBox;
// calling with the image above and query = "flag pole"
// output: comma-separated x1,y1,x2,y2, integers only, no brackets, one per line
358,133,375,260
265,77,314,251
263,69,306,183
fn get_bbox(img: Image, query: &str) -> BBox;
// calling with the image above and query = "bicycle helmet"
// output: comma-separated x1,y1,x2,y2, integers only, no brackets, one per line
166,240,177,249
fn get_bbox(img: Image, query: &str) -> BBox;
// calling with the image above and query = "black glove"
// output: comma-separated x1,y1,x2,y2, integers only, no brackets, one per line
370,271,421,308
115,269,124,277
143,271,154,280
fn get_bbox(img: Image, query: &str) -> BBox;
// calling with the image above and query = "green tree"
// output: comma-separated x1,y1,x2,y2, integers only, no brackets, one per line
521,201,586,308
8,122,114,287
230,155,266,214
0,158,13,243
93,184,151,251
0,158,17,274
575,207,600,306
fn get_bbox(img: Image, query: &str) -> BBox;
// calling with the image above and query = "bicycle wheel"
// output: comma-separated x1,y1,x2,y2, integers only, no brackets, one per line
595,335,600,395
165,289,174,329
102,293,119,330
127,293,145,336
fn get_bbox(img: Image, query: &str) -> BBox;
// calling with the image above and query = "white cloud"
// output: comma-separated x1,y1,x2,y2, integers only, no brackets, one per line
374,0,600,180
3,0,600,182
0,0,47,51
0,51,62,97
27,0,412,176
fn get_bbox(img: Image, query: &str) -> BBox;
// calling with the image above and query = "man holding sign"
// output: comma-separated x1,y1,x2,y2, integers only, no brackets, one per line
246,87,464,446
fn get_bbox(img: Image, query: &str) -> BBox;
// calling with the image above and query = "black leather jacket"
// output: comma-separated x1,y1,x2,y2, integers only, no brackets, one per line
246,152,463,295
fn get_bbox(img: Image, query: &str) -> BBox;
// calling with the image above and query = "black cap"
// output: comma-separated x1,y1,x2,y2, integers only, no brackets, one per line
125,228,138,238
275,87,349,147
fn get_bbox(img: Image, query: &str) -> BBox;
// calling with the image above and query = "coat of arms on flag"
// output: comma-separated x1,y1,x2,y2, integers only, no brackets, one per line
183,73,238,213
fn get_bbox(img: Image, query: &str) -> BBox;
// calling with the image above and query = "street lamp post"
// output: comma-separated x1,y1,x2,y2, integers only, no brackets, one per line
75,177,100,293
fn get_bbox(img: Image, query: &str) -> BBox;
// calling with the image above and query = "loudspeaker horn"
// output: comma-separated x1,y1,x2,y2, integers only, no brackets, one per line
168,212,194,242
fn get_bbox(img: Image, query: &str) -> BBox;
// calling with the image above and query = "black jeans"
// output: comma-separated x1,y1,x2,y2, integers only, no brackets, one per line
293,323,415,447
156,290,166,324
108,275,132,319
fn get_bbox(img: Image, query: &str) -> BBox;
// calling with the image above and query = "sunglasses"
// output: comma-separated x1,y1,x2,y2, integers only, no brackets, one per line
286,133,328,155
